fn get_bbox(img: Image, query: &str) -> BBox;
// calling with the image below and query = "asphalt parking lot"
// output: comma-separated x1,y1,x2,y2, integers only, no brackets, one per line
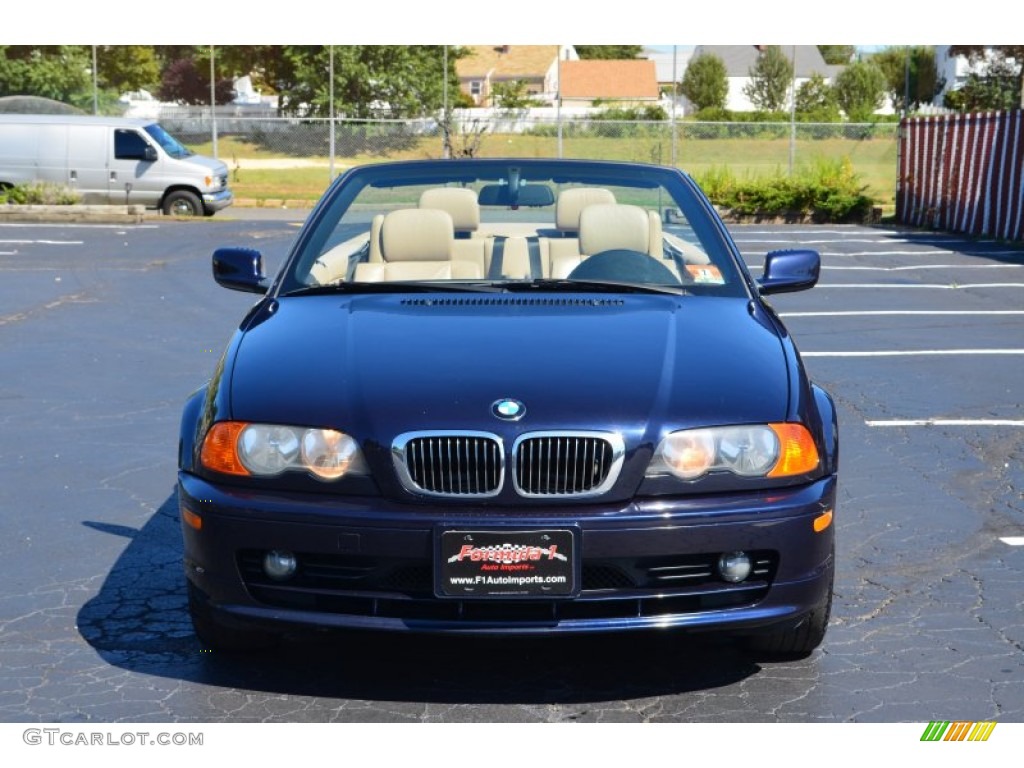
0,214,1021,723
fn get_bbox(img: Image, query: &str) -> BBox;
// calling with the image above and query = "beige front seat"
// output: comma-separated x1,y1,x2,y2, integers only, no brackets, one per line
418,187,489,275
353,208,483,282
578,203,661,257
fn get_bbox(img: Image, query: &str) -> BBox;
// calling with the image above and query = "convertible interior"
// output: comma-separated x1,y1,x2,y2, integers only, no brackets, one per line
307,185,722,287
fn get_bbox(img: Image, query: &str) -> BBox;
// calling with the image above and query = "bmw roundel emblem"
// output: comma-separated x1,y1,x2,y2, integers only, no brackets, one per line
492,398,526,421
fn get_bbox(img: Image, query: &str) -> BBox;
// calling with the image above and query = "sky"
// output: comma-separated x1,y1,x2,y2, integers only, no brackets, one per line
6,1,985,45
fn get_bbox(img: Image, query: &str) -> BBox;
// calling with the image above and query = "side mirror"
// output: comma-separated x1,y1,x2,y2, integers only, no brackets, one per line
213,247,269,294
143,146,158,162
758,249,820,295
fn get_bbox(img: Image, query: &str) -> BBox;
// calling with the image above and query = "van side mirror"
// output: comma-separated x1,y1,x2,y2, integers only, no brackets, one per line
143,146,158,162
213,247,269,294
758,249,820,295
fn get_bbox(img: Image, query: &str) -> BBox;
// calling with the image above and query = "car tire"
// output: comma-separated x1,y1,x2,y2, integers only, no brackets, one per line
163,190,204,217
188,582,279,653
746,548,834,659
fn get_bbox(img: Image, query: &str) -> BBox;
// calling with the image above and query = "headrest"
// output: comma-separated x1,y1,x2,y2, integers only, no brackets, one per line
579,204,652,256
380,208,454,262
555,187,616,232
419,187,480,233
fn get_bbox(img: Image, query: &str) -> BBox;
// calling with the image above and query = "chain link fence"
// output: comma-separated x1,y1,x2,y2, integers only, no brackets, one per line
149,107,898,199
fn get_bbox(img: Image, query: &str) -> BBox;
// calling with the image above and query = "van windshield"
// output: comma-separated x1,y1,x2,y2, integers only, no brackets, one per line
144,123,194,159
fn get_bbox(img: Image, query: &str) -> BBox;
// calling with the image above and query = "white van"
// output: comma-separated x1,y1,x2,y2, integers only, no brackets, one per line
0,114,232,216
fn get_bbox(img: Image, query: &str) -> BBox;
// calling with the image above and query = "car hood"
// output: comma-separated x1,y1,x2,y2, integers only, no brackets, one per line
228,293,792,441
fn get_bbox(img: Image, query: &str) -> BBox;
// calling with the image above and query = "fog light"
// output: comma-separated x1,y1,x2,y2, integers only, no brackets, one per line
718,551,752,583
263,550,297,581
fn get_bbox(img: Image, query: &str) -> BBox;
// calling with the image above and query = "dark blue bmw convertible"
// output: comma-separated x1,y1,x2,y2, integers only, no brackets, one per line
178,158,837,656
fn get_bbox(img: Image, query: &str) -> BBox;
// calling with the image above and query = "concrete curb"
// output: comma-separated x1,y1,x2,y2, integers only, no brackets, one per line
0,204,149,223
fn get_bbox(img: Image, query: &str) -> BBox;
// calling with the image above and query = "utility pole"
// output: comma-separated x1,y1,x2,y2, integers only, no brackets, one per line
329,46,335,180
92,46,98,115
210,46,218,160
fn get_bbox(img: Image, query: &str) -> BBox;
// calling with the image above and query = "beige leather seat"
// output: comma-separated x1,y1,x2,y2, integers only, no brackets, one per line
418,187,489,275
419,188,480,237
540,187,617,278
578,203,663,258
353,208,483,282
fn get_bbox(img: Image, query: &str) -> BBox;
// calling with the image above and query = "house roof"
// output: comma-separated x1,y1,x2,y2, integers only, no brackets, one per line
643,50,693,84
692,45,831,78
456,45,561,79
559,60,660,100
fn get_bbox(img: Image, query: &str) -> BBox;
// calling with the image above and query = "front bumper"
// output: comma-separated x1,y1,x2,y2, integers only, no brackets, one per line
178,472,836,636
202,188,234,212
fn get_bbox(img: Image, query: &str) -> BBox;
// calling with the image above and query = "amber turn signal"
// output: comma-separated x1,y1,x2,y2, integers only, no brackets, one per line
767,423,820,477
813,509,833,533
199,421,251,476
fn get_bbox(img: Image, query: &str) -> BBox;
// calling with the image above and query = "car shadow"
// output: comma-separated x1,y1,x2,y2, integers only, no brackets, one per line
77,489,773,705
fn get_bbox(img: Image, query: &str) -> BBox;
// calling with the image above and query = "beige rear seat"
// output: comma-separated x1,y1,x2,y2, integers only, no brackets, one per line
540,187,616,277
418,187,489,275
353,208,483,282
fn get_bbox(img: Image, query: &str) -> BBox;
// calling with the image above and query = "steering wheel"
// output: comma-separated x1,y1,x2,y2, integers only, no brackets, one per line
567,249,681,285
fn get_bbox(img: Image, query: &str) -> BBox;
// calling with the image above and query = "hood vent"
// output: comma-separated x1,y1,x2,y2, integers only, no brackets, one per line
399,298,625,308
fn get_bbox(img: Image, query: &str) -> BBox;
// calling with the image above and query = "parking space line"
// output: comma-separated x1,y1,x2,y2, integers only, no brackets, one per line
816,283,1024,289
823,264,1022,271
818,250,1024,258
866,419,1024,427
1000,537,1024,546
804,350,1024,357
0,239,83,246
782,311,1024,317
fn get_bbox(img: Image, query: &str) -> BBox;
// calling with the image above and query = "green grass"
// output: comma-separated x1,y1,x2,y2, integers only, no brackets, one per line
194,132,899,206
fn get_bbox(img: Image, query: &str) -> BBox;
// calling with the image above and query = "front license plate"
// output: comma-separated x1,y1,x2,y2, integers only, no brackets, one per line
438,529,577,598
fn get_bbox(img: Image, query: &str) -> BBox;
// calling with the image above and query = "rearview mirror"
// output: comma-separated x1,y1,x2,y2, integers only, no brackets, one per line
478,183,555,207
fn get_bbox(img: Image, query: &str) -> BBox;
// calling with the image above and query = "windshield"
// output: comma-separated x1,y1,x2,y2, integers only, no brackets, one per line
144,123,194,159
280,159,748,298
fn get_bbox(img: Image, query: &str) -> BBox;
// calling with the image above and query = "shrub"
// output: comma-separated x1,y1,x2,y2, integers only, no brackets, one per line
694,158,874,221
0,182,80,206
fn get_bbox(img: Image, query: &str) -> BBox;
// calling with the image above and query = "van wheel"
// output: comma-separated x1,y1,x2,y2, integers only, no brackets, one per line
163,190,203,217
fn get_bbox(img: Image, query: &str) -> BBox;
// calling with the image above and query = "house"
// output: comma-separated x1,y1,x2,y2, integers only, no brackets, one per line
642,47,694,99
558,59,661,108
456,45,576,107
688,45,836,112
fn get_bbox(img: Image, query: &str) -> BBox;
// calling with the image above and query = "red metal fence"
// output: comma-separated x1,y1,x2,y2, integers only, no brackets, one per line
898,110,1024,241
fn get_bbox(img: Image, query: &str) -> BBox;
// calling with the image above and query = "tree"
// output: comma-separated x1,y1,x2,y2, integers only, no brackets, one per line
743,45,793,112
818,46,855,65
946,46,1024,109
490,79,540,110
680,53,728,112
796,73,840,121
573,46,643,60
158,58,234,105
833,60,886,121
0,46,93,108
872,46,943,114
95,45,161,93
279,46,463,119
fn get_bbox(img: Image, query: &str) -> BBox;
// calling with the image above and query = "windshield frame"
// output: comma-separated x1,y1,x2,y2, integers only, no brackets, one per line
273,158,753,300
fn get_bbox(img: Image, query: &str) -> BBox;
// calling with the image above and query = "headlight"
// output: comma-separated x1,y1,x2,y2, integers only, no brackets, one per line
200,421,368,481
647,423,819,480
